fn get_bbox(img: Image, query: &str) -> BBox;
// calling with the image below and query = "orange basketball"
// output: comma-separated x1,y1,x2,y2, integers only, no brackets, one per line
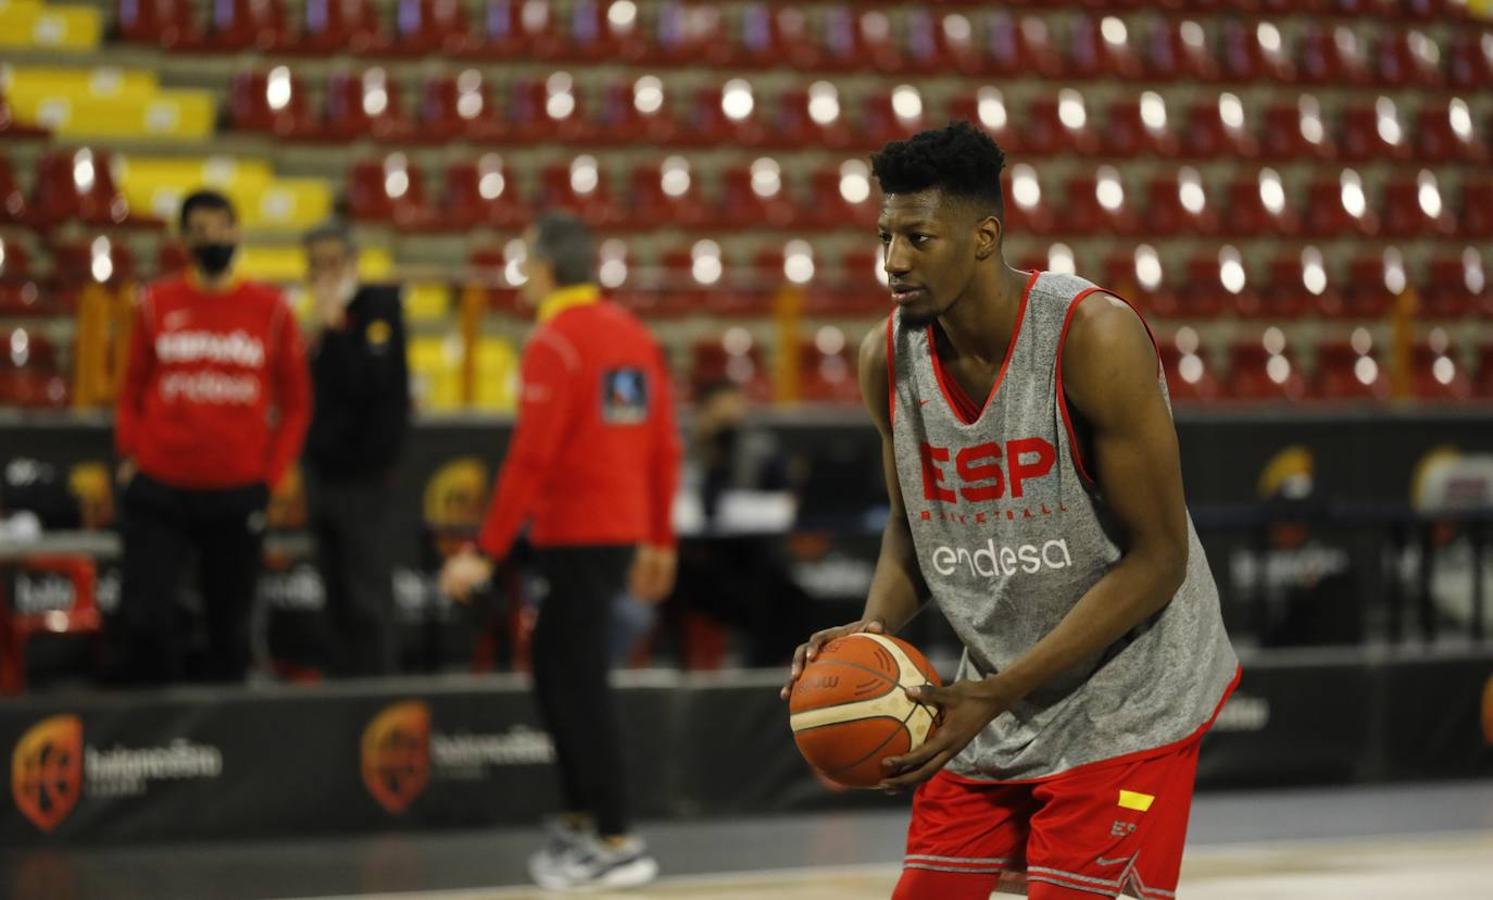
788,633,942,789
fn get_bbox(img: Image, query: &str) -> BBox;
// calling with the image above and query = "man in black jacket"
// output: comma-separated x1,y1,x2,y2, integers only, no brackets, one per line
302,222,410,676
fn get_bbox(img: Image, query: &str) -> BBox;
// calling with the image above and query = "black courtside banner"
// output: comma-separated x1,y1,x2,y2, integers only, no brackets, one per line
3,654,1492,845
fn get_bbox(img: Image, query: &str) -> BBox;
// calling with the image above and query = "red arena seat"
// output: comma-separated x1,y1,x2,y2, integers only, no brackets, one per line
1410,335,1473,401
1225,330,1307,402
323,68,414,142
205,0,289,50
1420,249,1486,319
1224,168,1300,238
393,0,471,56
1445,28,1493,90
33,149,137,227
117,0,201,46
1157,329,1222,403
293,0,387,55
537,155,623,228
628,157,710,230
443,153,529,229
712,158,802,232
592,75,679,147
767,84,855,152
801,160,878,232
1303,170,1378,238
347,154,437,228
1260,97,1334,161
1457,180,1493,238
1142,18,1220,83
857,86,930,150
229,67,320,138
1180,93,1258,159
1343,248,1407,319
1312,335,1390,401
1263,247,1342,319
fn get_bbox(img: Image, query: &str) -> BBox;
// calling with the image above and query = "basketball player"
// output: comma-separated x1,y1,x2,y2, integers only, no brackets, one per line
781,122,1239,899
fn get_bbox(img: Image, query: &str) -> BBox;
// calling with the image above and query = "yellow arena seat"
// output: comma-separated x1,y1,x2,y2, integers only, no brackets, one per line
233,246,394,284
233,246,308,283
404,283,451,323
2,66,157,102
9,91,214,140
2,67,212,139
0,2,102,50
472,337,517,412
408,335,463,411
115,155,331,233
406,334,516,412
246,178,332,231
116,156,275,222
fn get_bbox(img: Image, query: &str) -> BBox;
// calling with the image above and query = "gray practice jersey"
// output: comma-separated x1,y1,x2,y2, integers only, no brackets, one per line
888,270,1238,782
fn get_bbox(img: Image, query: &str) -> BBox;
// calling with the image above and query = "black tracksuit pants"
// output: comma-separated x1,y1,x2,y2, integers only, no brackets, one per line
308,475,398,677
531,545,633,837
110,474,268,684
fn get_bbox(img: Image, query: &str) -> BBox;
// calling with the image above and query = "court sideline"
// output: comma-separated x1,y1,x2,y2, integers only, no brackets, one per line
5,780,1492,899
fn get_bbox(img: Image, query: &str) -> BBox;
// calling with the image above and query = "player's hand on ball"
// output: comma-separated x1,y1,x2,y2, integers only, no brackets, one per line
780,619,885,700
439,548,493,603
878,678,1014,791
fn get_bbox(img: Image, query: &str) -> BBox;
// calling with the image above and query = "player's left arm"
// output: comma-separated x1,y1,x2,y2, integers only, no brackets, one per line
882,294,1187,789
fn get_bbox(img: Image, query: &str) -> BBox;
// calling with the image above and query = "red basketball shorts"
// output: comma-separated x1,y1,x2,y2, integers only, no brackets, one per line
893,736,1203,899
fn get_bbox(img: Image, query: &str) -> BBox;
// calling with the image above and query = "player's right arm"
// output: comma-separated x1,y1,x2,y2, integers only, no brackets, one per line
781,319,929,699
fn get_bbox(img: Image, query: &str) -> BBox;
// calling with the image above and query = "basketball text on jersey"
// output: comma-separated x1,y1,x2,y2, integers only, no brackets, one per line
919,438,1057,502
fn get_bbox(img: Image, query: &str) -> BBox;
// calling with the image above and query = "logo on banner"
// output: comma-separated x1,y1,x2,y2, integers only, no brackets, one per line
360,701,557,817
361,702,432,815
12,715,84,833
9,715,223,833
423,458,490,559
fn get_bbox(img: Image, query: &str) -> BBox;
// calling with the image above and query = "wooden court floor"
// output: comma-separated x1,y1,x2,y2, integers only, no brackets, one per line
320,832,1493,900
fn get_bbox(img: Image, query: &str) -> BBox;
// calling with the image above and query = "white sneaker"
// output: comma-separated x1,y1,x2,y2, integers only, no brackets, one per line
528,818,592,890
535,833,659,892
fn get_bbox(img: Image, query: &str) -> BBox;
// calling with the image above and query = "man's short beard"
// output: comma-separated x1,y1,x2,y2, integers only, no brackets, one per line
898,308,939,328
897,291,959,329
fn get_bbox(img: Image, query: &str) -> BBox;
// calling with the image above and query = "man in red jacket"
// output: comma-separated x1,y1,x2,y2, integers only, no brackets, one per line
110,190,311,684
441,211,680,891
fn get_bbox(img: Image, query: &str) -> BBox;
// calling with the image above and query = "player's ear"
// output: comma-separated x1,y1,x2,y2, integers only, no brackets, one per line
974,216,1001,261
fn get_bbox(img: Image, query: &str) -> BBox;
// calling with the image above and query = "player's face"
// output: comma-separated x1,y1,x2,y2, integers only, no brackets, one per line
877,190,980,327
305,238,353,284
182,207,240,251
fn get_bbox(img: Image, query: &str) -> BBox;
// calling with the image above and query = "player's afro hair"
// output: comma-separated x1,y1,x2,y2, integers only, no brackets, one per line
870,120,1006,219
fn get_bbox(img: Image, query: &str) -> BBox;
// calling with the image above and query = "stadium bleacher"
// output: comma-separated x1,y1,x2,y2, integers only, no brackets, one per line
0,0,1488,410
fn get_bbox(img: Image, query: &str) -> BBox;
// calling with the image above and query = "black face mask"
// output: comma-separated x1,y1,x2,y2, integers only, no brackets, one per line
191,243,237,277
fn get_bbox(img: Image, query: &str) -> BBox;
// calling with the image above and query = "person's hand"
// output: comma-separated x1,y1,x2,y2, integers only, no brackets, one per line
780,619,886,700
115,458,137,487
878,678,1015,791
439,547,494,602
628,545,677,604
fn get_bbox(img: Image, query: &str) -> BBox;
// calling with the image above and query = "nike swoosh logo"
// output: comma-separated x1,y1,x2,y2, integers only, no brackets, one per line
919,399,932,407
1095,856,1130,867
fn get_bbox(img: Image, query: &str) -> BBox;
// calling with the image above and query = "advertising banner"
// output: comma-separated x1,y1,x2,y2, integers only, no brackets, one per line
4,654,1491,845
